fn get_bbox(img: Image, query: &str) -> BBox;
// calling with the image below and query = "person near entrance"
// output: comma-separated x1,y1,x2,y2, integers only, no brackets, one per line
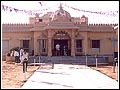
63,46,67,56
56,43,60,56
14,50,20,64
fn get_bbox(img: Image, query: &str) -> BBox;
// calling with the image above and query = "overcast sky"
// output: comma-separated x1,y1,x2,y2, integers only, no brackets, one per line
1,1,119,24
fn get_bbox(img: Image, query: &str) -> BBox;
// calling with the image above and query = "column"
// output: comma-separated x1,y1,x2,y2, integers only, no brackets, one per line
83,32,88,54
71,30,75,56
48,38,52,56
34,37,38,56
48,30,52,56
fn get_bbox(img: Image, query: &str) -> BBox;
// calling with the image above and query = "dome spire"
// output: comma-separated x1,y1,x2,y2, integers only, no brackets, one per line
51,2,71,21
59,3,63,10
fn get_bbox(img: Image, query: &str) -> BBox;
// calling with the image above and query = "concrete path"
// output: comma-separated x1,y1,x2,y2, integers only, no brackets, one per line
22,64,119,89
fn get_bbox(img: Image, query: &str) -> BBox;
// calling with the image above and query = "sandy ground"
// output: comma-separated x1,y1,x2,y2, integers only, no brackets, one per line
89,65,118,81
1,61,118,89
1,61,39,88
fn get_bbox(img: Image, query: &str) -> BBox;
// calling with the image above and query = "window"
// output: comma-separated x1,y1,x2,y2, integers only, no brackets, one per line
91,40,100,52
23,40,29,48
40,39,46,52
2,40,9,54
92,40,100,48
39,19,42,22
20,40,29,52
76,39,82,52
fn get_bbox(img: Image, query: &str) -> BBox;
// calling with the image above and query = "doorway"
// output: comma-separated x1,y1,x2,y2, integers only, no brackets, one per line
53,39,70,56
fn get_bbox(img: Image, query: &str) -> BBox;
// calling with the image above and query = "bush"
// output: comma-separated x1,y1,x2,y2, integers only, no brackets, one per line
6,53,10,56
10,47,20,52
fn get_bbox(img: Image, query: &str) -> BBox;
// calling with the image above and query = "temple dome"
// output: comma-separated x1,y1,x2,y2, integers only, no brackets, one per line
51,3,71,21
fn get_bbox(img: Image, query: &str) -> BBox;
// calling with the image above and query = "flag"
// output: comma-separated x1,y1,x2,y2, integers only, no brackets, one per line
39,2,42,6
9,7,12,12
116,27,118,36
2,4,5,11
114,26,118,36
14,8,19,12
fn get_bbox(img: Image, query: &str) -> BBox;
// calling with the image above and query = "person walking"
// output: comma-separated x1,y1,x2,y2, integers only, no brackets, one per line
14,50,19,64
22,50,29,73
22,50,29,81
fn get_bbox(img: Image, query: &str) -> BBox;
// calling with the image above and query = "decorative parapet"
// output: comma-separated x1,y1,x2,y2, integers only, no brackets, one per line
2,23,34,32
88,23,118,26
2,23,33,27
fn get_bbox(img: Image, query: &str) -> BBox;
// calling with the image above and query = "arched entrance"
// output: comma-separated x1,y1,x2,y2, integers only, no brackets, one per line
52,31,71,56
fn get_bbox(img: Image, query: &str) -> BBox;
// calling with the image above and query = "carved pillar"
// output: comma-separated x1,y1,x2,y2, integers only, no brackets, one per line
83,32,88,55
71,30,75,56
48,38,52,56
48,30,52,56
34,37,38,55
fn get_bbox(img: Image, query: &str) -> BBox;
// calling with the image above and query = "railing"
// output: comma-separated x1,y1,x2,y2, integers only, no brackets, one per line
75,55,108,66
28,56,41,66
28,55,111,66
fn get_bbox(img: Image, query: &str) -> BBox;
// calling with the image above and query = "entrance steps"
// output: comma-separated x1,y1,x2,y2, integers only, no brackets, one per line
28,56,108,65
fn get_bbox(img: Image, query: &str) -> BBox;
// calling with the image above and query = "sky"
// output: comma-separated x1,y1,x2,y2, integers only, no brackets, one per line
1,1,119,24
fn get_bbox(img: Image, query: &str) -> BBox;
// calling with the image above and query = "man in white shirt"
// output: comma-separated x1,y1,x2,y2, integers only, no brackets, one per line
22,51,29,73
20,49,24,63
14,50,19,64
22,50,29,81
56,44,60,56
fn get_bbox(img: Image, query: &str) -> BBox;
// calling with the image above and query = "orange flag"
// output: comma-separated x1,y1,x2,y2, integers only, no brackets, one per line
116,27,118,36
114,26,118,36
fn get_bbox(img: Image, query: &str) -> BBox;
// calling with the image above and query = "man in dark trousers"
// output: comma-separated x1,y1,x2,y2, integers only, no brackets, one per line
22,50,29,81
14,50,20,64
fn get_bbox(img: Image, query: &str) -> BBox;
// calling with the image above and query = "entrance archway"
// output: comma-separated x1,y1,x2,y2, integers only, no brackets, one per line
52,31,71,56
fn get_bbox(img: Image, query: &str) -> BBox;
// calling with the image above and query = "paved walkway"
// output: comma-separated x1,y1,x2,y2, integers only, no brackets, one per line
22,64,119,89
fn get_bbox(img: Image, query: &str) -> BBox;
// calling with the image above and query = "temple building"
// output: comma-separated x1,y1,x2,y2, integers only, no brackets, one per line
2,4,118,60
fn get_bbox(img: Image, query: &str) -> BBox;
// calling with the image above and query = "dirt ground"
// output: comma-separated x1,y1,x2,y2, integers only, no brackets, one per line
89,65,118,81
1,61,118,89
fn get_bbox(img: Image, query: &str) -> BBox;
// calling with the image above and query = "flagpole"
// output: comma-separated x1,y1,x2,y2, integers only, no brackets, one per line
112,26,115,73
